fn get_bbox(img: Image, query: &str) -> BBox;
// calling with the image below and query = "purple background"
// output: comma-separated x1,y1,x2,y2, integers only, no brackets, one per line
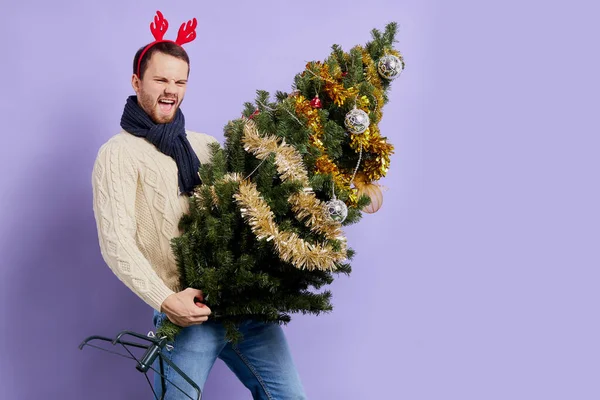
1,0,598,399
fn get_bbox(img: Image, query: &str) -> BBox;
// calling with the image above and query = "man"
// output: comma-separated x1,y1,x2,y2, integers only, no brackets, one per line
91,11,306,399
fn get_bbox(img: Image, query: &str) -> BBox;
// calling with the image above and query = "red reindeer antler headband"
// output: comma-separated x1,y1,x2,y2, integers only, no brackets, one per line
136,10,198,78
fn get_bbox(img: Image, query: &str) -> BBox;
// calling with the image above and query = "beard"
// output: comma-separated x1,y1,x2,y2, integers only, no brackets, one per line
138,90,181,124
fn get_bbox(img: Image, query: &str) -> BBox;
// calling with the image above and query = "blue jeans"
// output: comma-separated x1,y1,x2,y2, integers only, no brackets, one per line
151,311,306,400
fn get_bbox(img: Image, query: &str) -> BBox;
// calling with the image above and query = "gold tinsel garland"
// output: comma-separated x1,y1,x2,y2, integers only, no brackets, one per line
293,95,361,206
231,119,347,271
242,119,345,240
292,48,396,196
234,180,347,271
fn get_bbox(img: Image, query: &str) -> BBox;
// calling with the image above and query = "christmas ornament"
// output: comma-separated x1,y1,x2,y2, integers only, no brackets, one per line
249,108,260,119
377,54,403,80
305,61,358,106
344,107,370,134
310,94,322,108
354,174,384,213
325,199,348,223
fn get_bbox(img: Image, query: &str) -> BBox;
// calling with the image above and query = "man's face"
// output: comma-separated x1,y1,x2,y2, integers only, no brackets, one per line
132,51,189,124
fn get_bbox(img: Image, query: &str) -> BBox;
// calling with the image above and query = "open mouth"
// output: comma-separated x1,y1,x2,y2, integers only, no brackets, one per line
158,98,176,114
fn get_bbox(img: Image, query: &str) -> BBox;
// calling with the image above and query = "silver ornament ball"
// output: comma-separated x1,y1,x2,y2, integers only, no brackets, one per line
344,108,370,134
377,54,403,80
325,199,348,223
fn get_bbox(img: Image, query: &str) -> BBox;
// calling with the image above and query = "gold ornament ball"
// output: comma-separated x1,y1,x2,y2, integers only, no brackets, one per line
358,183,383,213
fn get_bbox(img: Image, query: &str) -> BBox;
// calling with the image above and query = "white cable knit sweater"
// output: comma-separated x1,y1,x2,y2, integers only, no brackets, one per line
91,129,218,311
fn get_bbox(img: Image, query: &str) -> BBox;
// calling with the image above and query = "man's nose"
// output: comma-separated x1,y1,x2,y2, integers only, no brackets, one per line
165,79,177,94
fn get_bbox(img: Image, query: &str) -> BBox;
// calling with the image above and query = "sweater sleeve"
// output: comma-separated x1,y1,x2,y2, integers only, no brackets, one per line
91,140,175,312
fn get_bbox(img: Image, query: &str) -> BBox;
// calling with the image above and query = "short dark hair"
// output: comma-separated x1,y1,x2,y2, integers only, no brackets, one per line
133,41,190,79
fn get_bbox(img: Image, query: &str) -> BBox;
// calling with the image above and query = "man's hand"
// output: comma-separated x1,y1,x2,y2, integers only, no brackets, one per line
160,288,212,327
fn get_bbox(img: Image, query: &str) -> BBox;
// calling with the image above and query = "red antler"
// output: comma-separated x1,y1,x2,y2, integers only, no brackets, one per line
150,10,169,41
176,18,197,45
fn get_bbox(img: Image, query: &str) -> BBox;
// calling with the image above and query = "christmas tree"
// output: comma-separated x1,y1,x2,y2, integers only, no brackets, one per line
157,22,404,342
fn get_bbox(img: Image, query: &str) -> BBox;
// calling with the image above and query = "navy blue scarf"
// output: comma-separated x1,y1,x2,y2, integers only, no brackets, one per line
120,95,201,195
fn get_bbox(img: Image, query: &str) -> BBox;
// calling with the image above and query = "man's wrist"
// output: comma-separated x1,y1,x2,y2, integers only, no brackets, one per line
160,292,177,313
